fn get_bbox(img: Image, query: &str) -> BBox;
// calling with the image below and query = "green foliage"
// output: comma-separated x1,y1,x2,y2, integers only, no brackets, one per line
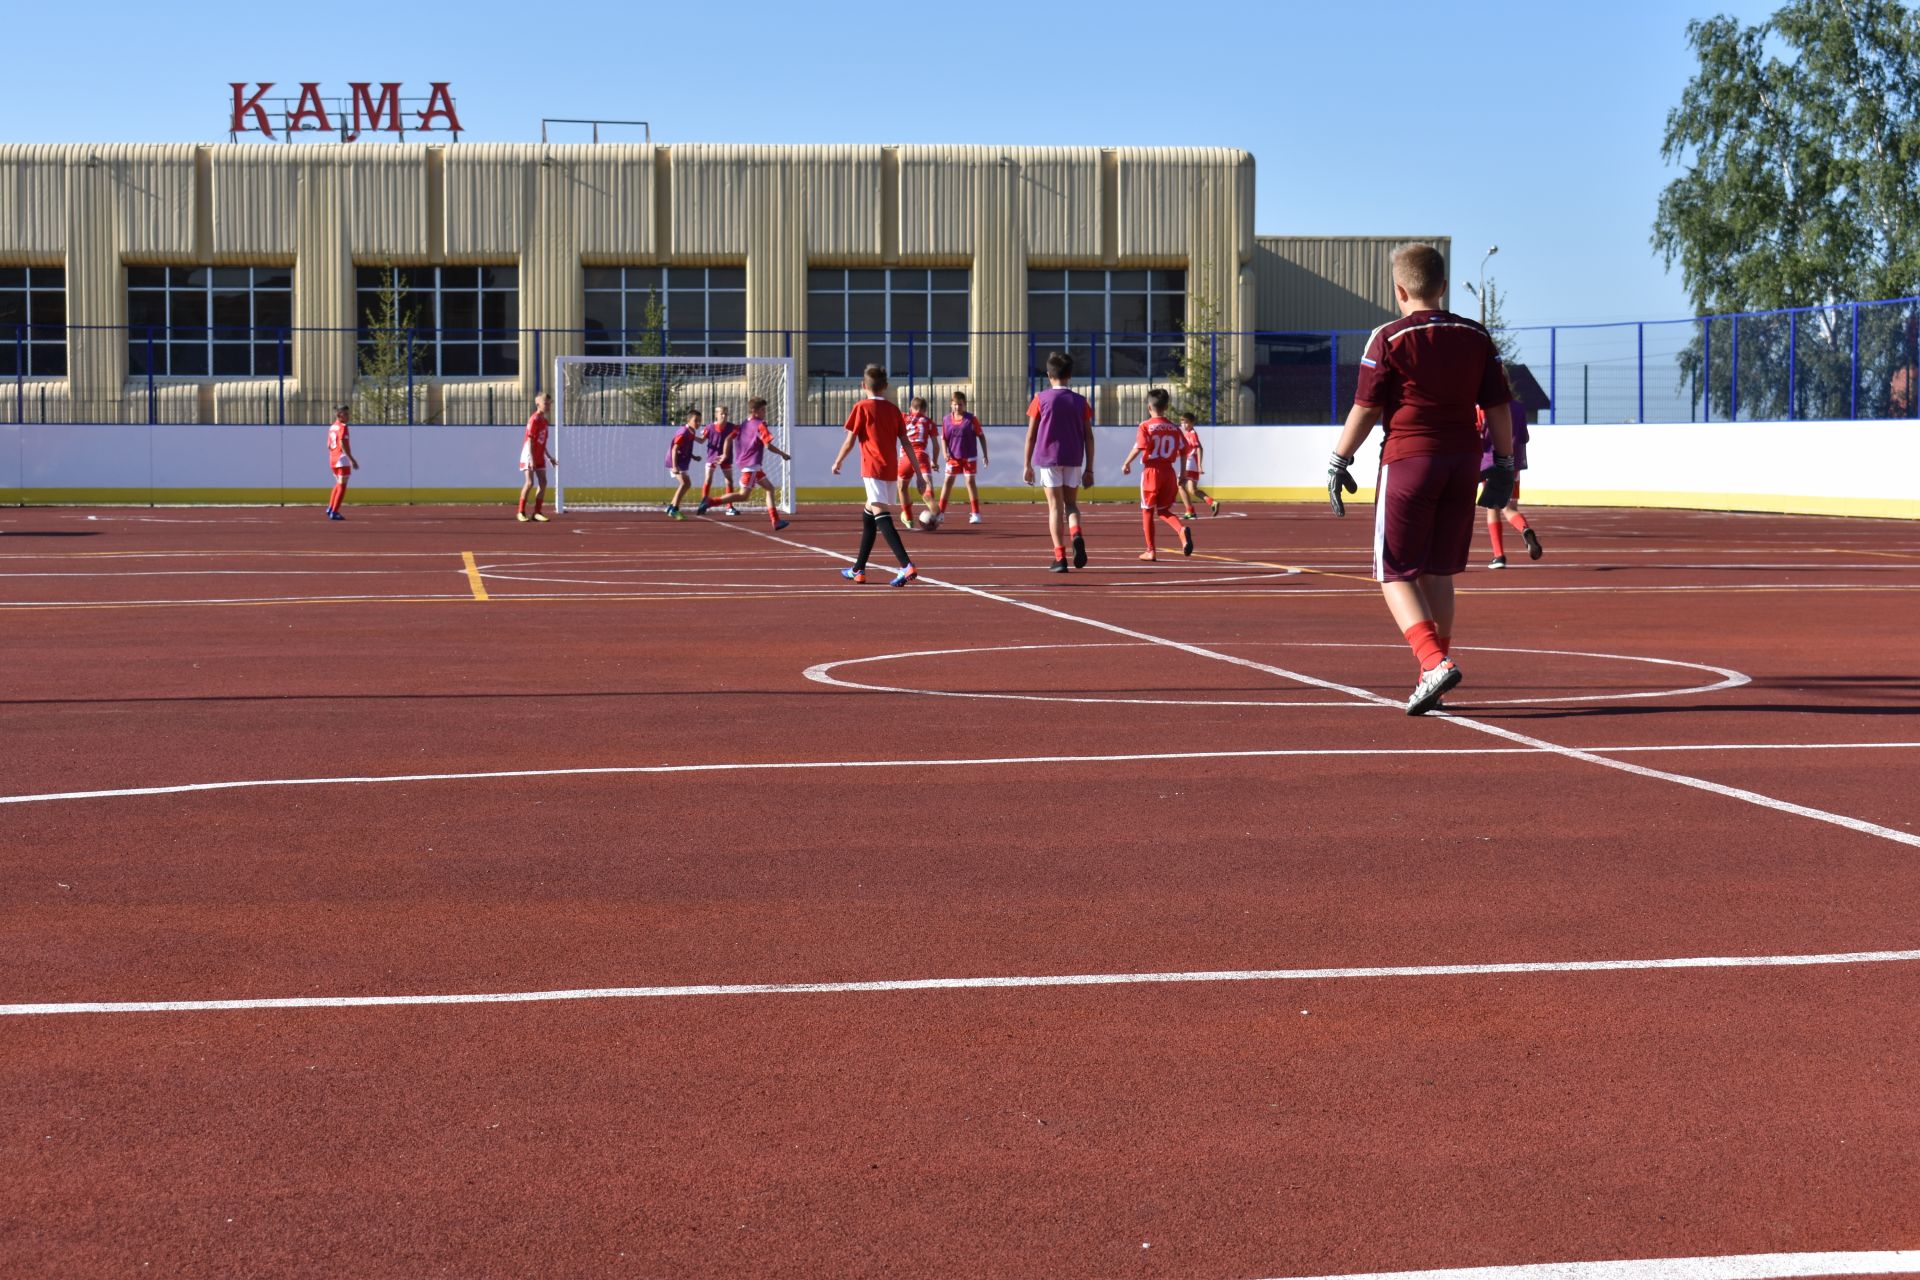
1174,274,1227,422
618,290,695,424
356,266,419,425
1652,1,1920,416
1480,279,1523,366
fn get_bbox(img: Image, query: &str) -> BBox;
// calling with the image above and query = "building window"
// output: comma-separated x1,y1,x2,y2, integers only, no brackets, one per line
1027,268,1186,378
126,266,292,377
582,266,746,359
806,268,969,378
355,266,518,378
0,267,67,377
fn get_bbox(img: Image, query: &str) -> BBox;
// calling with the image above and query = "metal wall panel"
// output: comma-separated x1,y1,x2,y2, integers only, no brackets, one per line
1254,235,1454,331
0,145,70,257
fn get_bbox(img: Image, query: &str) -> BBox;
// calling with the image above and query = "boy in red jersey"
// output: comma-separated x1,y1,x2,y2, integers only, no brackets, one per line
325,404,357,520
695,405,741,516
516,393,558,523
1024,350,1095,572
895,396,940,527
1177,412,1220,519
708,397,792,530
664,409,704,520
937,390,989,524
1479,400,1542,568
1121,389,1193,561
829,365,919,587
1326,243,1514,715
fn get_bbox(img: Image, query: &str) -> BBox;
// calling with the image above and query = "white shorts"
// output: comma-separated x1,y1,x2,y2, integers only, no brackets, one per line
861,477,894,505
1035,464,1086,490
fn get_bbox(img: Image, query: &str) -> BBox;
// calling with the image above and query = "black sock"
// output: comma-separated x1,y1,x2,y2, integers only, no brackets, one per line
876,513,910,566
855,511,877,569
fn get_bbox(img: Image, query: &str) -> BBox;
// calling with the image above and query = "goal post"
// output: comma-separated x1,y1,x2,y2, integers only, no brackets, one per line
552,354,797,514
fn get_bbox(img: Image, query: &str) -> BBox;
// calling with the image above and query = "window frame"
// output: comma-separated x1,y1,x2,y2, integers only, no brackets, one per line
0,265,67,378
805,267,971,380
125,265,293,379
354,265,520,379
581,265,747,361
1026,267,1187,379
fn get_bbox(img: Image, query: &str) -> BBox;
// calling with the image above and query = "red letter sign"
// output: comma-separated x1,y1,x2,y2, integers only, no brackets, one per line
287,82,333,134
346,83,404,140
229,82,275,138
416,82,463,134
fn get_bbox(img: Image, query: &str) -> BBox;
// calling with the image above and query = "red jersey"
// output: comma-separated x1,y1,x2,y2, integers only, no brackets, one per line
327,419,350,469
1134,417,1186,477
901,411,935,458
1180,425,1203,469
844,396,908,480
1353,309,1511,464
523,412,550,467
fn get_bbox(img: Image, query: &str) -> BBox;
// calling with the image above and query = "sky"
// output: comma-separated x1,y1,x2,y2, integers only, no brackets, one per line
0,0,1784,330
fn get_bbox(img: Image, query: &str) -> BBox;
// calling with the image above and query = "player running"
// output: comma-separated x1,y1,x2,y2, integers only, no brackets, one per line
937,391,989,524
325,404,357,521
708,397,792,530
1177,411,1221,519
664,409,703,520
515,393,557,523
829,364,918,587
1481,399,1542,568
895,396,940,527
1326,243,1514,715
695,404,740,516
1121,389,1193,561
1024,350,1095,573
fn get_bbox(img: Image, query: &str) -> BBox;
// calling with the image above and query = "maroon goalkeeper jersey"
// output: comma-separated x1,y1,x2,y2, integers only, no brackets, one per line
1354,309,1512,464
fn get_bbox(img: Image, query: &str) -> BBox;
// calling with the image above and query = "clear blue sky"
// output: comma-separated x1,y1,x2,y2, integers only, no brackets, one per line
4,0,1780,329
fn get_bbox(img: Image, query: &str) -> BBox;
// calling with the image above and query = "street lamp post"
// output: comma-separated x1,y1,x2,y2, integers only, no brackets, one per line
1476,245,1499,325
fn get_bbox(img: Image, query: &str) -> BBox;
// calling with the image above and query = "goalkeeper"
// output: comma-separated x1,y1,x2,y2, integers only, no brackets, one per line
1324,243,1514,716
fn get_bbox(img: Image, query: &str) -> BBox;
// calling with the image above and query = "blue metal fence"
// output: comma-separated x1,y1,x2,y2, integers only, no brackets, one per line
8,297,1920,426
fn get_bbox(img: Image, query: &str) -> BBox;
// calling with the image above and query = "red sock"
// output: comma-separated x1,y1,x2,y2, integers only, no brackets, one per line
700,480,712,500
938,495,949,513
1068,518,1082,540
1159,511,1185,535
1053,545,1066,561
1438,634,1452,657
1506,509,1530,532
329,481,345,512
1141,509,1157,550
1487,509,1505,557
968,496,980,514
1403,621,1446,671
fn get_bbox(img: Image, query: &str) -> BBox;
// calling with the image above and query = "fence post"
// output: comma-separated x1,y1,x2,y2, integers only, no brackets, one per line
277,328,287,425
14,324,22,424
406,328,416,426
1787,311,1797,420
146,327,156,425
1208,332,1218,423
1327,332,1338,424
1729,316,1740,422
1702,320,1711,421
1027,332,1037,406
533,328,542,395
1636,323,1644,423
1548,327,1557,425
907,330,916,405
1850,304,1860,419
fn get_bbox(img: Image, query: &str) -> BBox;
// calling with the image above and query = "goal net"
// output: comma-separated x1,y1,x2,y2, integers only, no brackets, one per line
552,355,796,514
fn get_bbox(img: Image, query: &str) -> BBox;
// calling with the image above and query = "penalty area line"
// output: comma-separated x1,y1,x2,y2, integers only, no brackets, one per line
6,949,1920,1018
1257,1250,1920,1280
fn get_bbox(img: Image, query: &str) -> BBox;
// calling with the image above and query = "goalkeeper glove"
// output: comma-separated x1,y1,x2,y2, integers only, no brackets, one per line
1327,452,1358,516
1477,455,1516,510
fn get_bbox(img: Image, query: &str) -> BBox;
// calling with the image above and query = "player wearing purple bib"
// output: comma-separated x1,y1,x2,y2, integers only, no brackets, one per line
696,406,740,516
708,396,792,530
936,391,989,525
664,409,703,520
1024,351,1096,572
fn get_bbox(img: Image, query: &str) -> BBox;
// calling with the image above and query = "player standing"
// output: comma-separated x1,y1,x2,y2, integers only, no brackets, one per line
1177,412,1221,518
1024,351,1095,573
1326,243,1514,715
664,409,703,520
325,404,357,521
709,397,792,530
829,364,918,587
895,396,940,527
937,391,989,524
516,392,557,523
1481,400,1542,568
695,405,740,516
1120,389,1193,561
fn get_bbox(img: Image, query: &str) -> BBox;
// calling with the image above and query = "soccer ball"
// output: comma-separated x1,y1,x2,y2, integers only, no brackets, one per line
917,509,941,531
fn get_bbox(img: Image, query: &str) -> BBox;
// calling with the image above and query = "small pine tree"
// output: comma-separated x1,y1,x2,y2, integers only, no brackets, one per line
1481,278,1523,366
1174,273,1228,422
357,266,419,425
619,289,695,424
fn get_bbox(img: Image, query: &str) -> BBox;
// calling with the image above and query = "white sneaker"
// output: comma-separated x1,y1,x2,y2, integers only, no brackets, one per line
968,513,982,525
1488,556,1507,570
1406,658,1462,716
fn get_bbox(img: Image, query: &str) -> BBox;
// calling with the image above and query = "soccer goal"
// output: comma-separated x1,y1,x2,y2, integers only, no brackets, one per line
552,355,797,515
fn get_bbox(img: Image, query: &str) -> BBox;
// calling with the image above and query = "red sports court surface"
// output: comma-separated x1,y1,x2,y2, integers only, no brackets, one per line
3,502,1918,1279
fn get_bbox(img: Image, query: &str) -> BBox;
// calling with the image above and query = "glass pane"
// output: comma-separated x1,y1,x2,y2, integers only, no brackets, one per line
128,267,169,290
37,267,66,288
34,343,68,376
707,290,745,332
892,293,927,334
1109,269,1148,291
0,267,23,288
1068,269,1108,290
1151,292,1184,333
127,340,152,375
807,291,843,333
848,343,886,375
1109,292,1148,335
440,343,479,376
930,294,968,333
931,269,969,292
482,291,516,333
1155,269,1187,292
1150,343,1184,378
441,291,479,334
668,335,705,358
0,293,22,327
846,293,885,333
439,266,478,291
582,267,622,292
254,267,292,290
211,290,250,330
890,268,928,290
478,265,516,289
668,290,706,330
808,343,847,378
213,343,253,375
931,344,968,378
354,267,387,289
667,266,706,289
484,343,518,376
211,267,251,290
253,291,290,330
168,342,207,375
709,267,745,290
807,268,845,291
846,269,885,291
1027,269,1063,291
172,267,207,288
1027,294,1063,332
0,344,17,376
1067,294,1105,335
170,291,207,328
1109,344,1148,378
397,266,434,293
254,343,283,376
584,292,623,344
712,340,747,359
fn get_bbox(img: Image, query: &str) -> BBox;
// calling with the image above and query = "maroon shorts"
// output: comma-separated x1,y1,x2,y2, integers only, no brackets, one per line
1374,452,1479,582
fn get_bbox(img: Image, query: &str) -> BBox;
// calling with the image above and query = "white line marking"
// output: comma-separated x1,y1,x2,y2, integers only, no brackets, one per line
7,950,1920,1018
710,520,1920,850
5,742,1920,807
1259,1251,1920,1280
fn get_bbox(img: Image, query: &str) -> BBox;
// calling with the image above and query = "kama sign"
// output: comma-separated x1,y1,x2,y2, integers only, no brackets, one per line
228,83,464,142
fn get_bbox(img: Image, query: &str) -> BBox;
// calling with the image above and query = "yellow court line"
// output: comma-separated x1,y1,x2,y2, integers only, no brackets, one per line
461,552,489,602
